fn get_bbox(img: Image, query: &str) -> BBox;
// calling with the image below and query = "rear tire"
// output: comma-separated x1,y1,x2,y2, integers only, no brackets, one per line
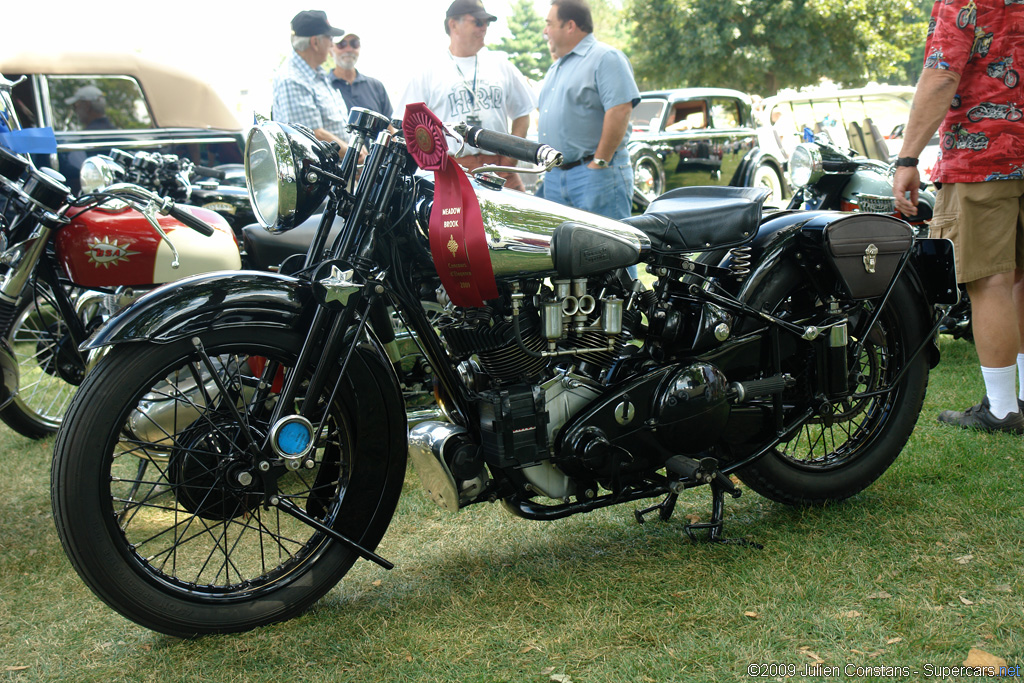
734,264,929,504
51,325,406,636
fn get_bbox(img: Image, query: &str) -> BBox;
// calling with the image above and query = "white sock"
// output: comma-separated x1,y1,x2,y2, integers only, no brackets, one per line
982,365,1018,418
1018,353,1024,402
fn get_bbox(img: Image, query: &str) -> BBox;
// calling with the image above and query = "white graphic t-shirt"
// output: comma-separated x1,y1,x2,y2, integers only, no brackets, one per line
397,49,537,156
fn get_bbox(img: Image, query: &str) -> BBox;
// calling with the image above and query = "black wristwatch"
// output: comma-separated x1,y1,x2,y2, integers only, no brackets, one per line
894,157,919,167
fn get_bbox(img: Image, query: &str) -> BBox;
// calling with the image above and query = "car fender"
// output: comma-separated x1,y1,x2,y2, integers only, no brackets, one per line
732,147,789,196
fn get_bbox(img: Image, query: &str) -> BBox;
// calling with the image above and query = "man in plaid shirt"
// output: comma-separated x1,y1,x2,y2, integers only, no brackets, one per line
272,10,355,157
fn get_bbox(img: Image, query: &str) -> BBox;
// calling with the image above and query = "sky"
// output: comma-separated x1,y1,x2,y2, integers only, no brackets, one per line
3,0,552,125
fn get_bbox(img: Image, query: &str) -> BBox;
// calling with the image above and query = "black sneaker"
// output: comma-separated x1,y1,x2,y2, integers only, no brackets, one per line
938,396,1024,434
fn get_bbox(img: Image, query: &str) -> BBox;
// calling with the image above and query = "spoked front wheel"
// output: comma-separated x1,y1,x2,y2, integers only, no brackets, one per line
0,287,88,438
734,266,929,504
51,325,406,637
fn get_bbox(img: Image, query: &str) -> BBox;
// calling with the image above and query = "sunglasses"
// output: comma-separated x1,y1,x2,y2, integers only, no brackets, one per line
465,16,488,27
334,37,360,49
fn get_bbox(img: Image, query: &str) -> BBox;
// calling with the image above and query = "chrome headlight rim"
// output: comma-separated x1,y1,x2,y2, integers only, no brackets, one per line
244,121,333,234
788,143,825,190
79,154,125,195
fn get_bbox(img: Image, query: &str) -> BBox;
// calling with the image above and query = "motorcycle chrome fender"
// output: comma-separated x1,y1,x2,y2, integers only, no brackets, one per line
80,270,312,350
472,180,652,278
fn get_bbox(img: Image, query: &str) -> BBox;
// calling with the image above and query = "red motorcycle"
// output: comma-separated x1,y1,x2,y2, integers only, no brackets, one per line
0,75,241,437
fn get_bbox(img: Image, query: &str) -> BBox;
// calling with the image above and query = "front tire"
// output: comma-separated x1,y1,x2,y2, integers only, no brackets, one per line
734,265,930,504
51,325,406,637
0,287,89,438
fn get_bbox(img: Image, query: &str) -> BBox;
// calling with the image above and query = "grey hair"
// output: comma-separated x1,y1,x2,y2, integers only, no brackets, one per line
291,35,313,52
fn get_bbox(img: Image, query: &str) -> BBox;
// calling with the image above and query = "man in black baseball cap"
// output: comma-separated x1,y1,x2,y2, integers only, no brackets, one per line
290,10,345,38
444,0,497,25
397,0,535,191
273,9,354,157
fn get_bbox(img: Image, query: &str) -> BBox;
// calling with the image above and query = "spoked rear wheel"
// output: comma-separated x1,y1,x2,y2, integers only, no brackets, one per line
734,265,929,504
51,326,406,637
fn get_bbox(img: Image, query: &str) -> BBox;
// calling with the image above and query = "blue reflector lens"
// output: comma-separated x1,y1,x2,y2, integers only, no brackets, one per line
276,421,312,456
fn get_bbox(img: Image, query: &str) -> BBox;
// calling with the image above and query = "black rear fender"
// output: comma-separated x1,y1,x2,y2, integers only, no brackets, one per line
722,211,951,367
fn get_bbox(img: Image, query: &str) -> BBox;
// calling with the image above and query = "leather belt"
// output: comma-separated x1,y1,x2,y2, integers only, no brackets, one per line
558,154,594,171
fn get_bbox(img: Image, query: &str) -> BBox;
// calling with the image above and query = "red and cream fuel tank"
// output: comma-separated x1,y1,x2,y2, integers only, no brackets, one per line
55,204,241,288
469,180,651,279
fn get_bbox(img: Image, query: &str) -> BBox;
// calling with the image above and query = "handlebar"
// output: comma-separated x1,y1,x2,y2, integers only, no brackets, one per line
456,124,563,168
166,204,216,236
193,165,226,180
98,183,216,237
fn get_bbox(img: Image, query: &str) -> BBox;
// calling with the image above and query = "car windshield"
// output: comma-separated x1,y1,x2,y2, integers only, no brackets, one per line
631,100,666,133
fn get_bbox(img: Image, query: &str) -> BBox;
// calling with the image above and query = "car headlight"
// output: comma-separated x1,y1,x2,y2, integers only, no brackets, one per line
244,122,334,233
79,155,124,195
788,143,824,189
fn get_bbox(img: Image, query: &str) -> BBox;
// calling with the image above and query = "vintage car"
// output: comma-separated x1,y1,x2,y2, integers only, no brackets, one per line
0,52,245,193
628,88,788,208
758,85,940,184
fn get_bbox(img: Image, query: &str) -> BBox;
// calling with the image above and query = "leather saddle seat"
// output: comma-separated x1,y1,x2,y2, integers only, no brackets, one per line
622,186,770,253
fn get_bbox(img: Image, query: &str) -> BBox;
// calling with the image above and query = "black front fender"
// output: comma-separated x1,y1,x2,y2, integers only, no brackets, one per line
83,270,312,350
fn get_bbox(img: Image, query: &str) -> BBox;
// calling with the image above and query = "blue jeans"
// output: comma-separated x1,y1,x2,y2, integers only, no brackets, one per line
539,149,633,220
540,149,637,276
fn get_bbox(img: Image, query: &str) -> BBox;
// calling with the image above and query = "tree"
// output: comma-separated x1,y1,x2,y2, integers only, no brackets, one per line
491,0,551,82
589,0,631,52
625,0,928,95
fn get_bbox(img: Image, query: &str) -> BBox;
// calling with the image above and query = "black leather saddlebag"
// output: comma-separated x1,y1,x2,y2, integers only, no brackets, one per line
822,214,914,299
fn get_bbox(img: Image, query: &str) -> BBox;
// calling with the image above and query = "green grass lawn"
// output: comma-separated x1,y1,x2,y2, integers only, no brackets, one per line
0,335,1020,682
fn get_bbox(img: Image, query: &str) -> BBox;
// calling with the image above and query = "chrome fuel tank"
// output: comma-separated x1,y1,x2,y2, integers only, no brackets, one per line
473,179,651,278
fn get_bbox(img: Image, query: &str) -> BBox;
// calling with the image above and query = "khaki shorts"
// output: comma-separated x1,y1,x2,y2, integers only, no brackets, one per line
928,179,1024,283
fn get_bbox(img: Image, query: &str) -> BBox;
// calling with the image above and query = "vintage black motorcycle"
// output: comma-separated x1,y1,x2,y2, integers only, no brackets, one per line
51,105,957,637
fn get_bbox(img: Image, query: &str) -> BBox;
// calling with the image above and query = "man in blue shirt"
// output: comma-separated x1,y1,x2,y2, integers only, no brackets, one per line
329,33,393,119
272,10,354,156
537,0,640,219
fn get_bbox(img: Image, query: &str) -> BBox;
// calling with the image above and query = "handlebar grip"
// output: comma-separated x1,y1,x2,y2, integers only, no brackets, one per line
167,204,216,237
463,126,562,167
193,165,227,180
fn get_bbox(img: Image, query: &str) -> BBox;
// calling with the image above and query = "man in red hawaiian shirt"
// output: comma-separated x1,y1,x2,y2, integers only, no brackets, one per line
894,0,1024,433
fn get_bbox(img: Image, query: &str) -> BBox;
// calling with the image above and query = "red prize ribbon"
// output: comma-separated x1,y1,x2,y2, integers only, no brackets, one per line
402,104,496,307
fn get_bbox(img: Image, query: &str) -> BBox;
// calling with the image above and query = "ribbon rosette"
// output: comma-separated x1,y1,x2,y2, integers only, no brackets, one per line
402,103,496,308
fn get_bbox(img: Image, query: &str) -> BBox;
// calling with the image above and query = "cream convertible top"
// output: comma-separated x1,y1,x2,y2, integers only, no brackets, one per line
0,52,242,131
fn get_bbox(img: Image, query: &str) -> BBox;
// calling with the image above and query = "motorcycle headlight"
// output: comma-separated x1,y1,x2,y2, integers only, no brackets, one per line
788,143,824,189
79,155,124,195
245,122,333,233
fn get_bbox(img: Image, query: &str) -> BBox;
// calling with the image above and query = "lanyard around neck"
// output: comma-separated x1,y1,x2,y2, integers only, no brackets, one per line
449,52,479,108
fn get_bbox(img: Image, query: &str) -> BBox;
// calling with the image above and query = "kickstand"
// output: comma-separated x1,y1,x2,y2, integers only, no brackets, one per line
634,492,679,524
684,481,763,549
